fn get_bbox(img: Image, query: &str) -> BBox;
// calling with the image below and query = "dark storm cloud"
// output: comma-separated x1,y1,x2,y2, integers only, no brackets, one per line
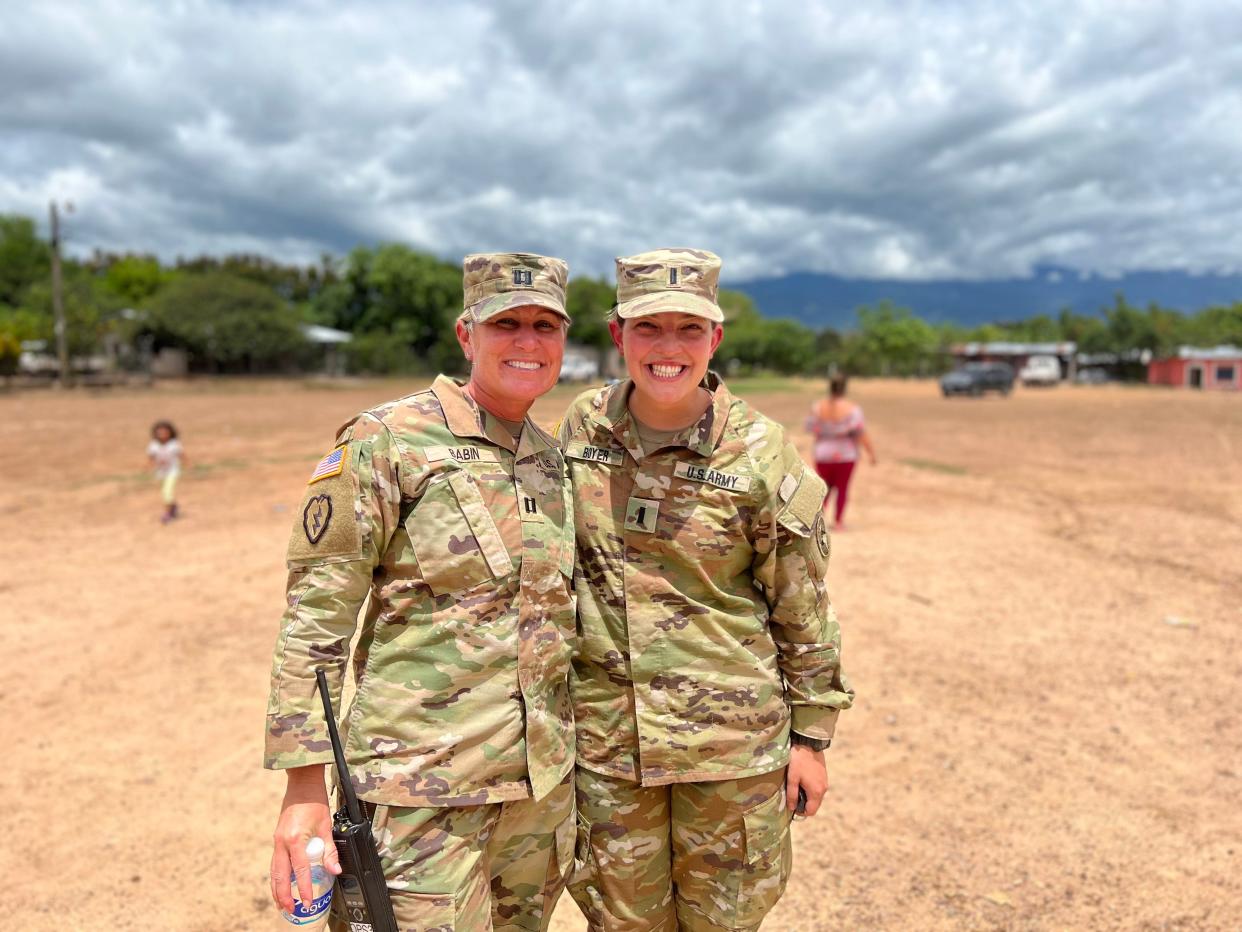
2,0,1240,280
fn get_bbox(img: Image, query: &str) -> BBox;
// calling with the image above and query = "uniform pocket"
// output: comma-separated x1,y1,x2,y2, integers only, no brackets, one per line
409,471,514,595
566,813,606,924
735,788,793,928
386,889,456,931
554,808,577,883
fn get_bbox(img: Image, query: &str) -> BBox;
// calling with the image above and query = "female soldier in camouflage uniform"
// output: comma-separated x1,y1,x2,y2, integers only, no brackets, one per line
266,253,579,931
559,249,854,931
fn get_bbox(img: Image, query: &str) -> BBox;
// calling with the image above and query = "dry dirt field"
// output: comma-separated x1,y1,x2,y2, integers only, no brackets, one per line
2,377,1239,931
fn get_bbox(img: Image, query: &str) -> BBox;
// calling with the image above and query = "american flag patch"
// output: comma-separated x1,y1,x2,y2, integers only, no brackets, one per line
308,444,347,484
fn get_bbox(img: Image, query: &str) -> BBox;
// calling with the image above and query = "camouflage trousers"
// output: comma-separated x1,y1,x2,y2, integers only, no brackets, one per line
568,767,792,932
329,772,575,932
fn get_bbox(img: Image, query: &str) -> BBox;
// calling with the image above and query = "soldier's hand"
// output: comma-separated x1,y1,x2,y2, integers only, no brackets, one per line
786,745,829,818
270,765,341,914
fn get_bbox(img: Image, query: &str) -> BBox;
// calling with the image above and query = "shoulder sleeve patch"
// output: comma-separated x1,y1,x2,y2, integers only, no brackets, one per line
287,444,363,564
307,443,347,484
777,466,827,538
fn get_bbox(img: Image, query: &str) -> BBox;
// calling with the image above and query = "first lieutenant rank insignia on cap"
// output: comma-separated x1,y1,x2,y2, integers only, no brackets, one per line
308,444,347,484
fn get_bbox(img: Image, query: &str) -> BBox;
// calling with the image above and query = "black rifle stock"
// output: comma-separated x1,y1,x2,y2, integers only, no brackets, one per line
315,668,398,932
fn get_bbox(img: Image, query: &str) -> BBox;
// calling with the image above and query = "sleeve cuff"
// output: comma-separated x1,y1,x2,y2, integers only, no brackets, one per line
790,705,840,742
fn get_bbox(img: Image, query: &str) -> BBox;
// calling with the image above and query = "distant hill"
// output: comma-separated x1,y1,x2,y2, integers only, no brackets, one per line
729,266,1242,329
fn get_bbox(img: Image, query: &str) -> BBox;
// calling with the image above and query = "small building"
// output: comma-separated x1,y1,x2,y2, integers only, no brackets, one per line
300,323,351,376
950,341,1078,380
1074,349,1151,383
1147,346,1241,390
558,342,605,382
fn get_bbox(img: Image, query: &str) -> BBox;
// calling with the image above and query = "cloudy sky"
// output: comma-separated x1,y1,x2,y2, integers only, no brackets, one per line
2,0,1240,282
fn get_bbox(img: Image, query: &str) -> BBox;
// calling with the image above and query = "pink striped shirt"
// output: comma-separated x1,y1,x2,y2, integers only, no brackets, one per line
806,401,864,463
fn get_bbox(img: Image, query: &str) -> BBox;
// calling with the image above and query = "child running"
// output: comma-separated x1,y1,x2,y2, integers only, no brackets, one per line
147,420,184,523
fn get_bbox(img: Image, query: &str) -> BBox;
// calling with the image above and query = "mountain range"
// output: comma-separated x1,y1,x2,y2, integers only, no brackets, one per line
729,266,1242,330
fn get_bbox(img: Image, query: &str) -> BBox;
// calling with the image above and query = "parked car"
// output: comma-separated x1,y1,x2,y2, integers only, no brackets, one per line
557,355,600,383
940,362,1015,397
1074,367,1111,384
1019,354,1061,386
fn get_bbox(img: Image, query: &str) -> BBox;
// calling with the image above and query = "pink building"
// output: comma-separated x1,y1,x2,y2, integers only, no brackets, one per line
1147,346,1241,390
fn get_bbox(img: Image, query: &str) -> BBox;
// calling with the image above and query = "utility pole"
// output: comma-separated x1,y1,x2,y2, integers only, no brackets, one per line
49,201,70,387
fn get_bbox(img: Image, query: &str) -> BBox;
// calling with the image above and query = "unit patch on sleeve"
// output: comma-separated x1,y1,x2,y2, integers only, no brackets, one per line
287,445,363,564
673,461,752,492
565,441,624,465
813,511,831,557
303,494,333,543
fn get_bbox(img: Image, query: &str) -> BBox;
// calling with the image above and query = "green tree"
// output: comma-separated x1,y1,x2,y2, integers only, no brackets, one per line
844,301,939,376
19,266,124,357
1144,303,1190,356
998,313,1060,342
1102,294,1155,352
1184,302,1242,348
565,276,614,358
1056,307,1110,353
316,244,463,374
0,214,50,306
144,273,306,372
100,255,168,305
716,291,819,374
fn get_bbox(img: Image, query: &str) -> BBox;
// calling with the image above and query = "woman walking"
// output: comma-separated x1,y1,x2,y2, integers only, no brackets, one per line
806,375,877,529
559,248,854,931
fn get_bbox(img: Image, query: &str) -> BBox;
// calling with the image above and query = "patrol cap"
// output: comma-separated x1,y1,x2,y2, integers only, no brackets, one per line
614,247,723,323
461,253,570,324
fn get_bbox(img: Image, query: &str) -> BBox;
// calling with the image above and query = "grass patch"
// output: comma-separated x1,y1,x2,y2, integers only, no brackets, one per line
723,375,804,395
900,457,968,476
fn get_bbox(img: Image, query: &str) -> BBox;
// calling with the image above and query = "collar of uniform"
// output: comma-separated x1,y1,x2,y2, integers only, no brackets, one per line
592,370,733,459
431,374,491,444
515,415,558,464
431,374,557,460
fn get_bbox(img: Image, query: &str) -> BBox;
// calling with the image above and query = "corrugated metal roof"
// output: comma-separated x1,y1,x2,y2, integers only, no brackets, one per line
300,323,352,344
1175,345,1242,360
952,341,1077,355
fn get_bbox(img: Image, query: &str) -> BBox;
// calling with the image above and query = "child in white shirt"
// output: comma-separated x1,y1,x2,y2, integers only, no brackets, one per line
147,420,185,523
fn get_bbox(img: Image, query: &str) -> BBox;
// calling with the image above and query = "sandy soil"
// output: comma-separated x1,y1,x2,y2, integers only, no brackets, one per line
1,377,1238,931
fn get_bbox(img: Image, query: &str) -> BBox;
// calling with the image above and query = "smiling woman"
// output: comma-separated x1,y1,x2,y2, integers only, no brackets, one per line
456,304,568,421
264,252,581,931
559,248,854,931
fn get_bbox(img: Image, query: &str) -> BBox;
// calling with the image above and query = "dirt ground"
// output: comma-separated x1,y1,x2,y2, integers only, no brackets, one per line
2,376,1239,931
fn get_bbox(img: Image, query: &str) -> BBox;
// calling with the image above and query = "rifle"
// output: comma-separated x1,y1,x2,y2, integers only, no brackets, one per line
315,669,398,932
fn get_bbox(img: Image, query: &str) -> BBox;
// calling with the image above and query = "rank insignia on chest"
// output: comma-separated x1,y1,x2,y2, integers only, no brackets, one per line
519,492,542,522
673,461,752,492
565,441,624,466
625,496,660,534
303,494,333,544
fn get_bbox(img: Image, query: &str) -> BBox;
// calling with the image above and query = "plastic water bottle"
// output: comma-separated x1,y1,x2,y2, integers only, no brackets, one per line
279,836,334,928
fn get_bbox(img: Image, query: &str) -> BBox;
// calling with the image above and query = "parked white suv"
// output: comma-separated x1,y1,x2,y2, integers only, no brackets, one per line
1019,355,1061,386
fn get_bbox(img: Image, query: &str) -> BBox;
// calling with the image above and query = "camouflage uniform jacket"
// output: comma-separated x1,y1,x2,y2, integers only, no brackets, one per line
557,373,853,786
265,375,576,806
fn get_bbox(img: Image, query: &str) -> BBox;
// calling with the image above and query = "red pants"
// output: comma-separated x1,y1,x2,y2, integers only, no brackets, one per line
815,460,856,523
